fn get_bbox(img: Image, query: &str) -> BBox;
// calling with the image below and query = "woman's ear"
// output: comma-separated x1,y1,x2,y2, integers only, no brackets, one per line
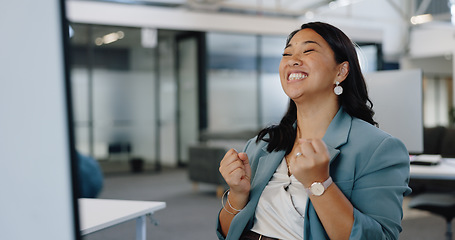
336,61,349,83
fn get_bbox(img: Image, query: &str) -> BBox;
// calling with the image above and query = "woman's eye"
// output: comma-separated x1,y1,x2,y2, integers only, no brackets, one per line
282,53,291,56
304,49,314,53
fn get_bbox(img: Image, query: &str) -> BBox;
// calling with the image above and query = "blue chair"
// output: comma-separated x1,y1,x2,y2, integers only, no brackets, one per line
78,152,103,198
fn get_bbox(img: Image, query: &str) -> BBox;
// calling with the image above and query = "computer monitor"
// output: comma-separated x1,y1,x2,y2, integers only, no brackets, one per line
365,69,424,154
0,0,79,239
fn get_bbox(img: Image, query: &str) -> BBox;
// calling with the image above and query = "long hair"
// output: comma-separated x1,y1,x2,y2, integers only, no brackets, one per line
257,22,377,154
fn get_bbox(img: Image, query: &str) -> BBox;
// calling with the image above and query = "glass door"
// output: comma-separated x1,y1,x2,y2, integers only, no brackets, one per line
176,32,206,166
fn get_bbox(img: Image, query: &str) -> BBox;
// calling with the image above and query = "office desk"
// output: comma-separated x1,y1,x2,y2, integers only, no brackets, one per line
410,158,455,180
79,198,166,240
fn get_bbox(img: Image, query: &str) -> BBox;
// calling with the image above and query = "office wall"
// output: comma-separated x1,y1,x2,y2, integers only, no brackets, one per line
423,76,451,127
406,26,455,112
401,52,453,127
408,26,455,58
0,0,77,239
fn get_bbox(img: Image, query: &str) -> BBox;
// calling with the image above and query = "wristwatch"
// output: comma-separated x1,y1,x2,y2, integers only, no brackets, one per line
305,177,333,196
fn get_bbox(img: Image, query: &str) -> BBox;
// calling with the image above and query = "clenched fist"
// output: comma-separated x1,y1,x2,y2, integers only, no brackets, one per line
219,149,251,196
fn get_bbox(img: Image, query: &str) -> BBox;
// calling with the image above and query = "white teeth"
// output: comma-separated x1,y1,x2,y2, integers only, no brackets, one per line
288,73,307,81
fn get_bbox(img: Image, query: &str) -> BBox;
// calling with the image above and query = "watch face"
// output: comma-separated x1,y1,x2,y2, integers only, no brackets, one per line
310,182,325,196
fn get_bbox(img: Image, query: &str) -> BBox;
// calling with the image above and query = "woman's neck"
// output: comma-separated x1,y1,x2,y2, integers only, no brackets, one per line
295,101,339,140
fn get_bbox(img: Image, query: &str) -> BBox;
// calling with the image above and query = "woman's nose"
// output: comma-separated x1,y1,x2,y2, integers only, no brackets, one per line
288,56,302,66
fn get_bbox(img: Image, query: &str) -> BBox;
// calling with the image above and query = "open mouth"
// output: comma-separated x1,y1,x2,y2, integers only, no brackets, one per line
288,72,308,81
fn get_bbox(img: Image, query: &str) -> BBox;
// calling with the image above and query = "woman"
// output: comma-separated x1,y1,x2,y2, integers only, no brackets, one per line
217,22,411,240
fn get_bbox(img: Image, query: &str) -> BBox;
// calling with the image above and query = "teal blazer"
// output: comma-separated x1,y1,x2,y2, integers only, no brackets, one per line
217,108,412,240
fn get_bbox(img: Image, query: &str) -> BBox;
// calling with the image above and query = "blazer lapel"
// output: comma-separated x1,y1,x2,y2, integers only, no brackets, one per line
323,107,352,163
251,108,352,188
304,108,353,239
230,108,352,239
227,146,285,239
250,146,285,192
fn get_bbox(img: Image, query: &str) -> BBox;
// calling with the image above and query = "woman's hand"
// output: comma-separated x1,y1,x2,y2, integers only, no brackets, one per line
219,149,251,196
218,149,251,236
288,139,330,187
289,139,354,239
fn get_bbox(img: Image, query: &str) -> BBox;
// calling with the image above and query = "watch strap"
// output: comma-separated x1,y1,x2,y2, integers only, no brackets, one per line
305,176,333,196
322,176,333,189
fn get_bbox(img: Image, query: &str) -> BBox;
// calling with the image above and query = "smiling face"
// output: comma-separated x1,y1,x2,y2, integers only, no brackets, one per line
279,28,347,105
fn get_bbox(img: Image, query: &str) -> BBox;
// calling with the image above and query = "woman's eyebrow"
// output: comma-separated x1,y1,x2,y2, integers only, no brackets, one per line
285,40,321,49
303,40,321,46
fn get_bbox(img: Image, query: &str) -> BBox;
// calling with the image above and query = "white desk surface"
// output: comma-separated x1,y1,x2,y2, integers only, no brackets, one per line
410,158,455,180
79,198,166,235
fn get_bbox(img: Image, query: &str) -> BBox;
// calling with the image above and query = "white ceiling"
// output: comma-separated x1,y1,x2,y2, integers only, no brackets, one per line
68,0,454,61
137,0,451,21
182,0,336,16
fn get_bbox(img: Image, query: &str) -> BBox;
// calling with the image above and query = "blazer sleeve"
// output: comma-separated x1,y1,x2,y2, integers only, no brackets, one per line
216,138,256,240
349,136,412,240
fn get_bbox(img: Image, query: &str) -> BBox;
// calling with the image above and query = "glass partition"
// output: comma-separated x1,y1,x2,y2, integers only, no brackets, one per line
157,31,178,167
70,24,158,167
259,36,289,127
206,33,259,133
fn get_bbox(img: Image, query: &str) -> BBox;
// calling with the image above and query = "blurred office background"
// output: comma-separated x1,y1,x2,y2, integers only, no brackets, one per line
5,1,455,240
68,0,454,169
63,0,455,239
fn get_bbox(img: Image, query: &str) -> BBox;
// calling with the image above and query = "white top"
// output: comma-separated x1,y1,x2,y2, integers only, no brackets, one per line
250,158,308,239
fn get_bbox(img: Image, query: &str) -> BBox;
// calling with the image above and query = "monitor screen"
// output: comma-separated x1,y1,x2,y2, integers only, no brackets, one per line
0,0,79,239
365,69,424,154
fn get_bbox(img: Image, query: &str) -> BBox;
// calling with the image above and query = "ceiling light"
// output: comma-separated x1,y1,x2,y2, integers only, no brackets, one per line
305,11,315,19
328,0,361,9
94,31,125,46
410,14,433,25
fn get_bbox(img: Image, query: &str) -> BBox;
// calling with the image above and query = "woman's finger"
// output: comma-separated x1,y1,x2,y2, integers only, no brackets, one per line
220,149,239,169
310,139,329,155
227,160,245,175
237,152,251,178
220,149,238,164
297,139,316,158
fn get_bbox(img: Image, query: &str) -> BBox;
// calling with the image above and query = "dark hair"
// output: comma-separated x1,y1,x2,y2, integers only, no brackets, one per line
257,21,377,154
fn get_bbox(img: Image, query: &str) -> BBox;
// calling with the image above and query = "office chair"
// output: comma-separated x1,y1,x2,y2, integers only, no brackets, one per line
423,126,446,154
441,128,455,158
408,193,455,240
